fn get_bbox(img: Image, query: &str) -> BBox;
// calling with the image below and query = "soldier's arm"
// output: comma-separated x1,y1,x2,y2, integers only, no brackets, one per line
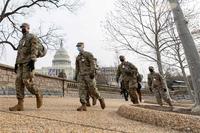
87,52,95,73
30,36,38,61
116,65,121,82
147,74,152,86
147,74,153,92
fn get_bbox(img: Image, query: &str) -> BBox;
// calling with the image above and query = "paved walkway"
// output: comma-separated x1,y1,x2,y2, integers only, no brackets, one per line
0,97,179,133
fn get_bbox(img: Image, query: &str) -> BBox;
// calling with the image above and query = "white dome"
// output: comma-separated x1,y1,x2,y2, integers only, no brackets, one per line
52,41,71,67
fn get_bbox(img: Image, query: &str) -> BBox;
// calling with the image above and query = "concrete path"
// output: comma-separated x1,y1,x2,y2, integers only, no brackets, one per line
0,97,179,133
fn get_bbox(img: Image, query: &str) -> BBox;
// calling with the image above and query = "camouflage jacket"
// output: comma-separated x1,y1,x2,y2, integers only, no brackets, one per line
16,33,38,64
148,72,164,88
116,61,138,81
75,51,95,77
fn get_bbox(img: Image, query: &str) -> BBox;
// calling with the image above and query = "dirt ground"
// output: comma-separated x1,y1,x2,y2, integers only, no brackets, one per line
0,96,180,133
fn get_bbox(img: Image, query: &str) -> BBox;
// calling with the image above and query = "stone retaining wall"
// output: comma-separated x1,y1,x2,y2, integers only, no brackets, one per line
0,63,120,98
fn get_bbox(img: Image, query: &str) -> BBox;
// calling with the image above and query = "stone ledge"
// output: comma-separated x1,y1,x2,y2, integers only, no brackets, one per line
117,105,200,132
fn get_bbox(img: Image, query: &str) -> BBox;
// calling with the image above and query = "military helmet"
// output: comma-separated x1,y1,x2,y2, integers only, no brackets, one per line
119,55,125,59
20,23,30,28
149,66,154,70
76,42,84,47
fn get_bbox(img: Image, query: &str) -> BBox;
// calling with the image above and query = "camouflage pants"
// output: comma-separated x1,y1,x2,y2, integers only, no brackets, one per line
153,87,171,106
15,63,39,99
124,79,139,104
78,75,102,104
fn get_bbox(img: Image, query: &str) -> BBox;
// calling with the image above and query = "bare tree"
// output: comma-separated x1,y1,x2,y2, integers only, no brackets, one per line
104,0,175,94
168,0,200,113
164,24,194,101
0,0,80,50
162,0,200,102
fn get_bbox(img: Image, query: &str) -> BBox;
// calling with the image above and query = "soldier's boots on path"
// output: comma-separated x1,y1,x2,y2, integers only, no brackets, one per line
77,104,87,111
36,92,43,108
131,99,139,105
92,97,97,106
9,98,24,111
86,99,91,107
99,98,106,109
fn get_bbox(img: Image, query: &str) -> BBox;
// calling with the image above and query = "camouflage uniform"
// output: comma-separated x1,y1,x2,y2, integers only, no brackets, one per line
148,72,172,106
9,23,42,111
116,61,139,104
75,51,103,105
15,33,40,99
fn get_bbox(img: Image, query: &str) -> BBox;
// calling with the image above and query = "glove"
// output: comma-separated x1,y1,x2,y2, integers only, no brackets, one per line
89,72,95,79
14,64,18,73
27,60,35,72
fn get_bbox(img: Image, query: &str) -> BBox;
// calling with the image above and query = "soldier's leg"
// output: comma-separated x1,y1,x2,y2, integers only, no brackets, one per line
9,65,24,111
128,80,139,104
23,64,42,108
85,76,105,109
86,92,91,107
137,83,142,102
124,81,129,101
77,76,87,111
154,88,163,106
161,89,173,107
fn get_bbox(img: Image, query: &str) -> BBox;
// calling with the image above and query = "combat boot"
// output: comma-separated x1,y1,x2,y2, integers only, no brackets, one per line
86,99,91,107
77,104,87,111
9,98,24,111
99,98,105,109
92,97,97,106
36,91,43,108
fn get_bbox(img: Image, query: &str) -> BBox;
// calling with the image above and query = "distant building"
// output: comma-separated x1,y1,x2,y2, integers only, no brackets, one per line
98,67,118,86
36,41,74,80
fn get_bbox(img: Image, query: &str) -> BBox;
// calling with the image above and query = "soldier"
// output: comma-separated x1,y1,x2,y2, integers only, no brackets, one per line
116,55,139,104
9,23,43,111
147,66,173,109
75,42,105,111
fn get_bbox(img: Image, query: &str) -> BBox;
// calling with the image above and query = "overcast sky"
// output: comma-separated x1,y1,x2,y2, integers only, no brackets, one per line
0,0,187,78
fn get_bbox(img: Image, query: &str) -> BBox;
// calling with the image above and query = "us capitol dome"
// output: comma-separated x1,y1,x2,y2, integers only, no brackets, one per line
37,40,74,80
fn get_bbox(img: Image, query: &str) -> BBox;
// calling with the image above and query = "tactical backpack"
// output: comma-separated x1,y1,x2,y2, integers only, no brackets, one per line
36,37,47,58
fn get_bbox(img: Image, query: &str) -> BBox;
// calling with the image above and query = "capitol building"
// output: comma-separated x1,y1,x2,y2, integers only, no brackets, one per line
37,41,74,80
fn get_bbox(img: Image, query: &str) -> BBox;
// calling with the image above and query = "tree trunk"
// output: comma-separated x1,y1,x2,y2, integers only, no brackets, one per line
180,64,194,101
176,44,194,101
168,0,200,112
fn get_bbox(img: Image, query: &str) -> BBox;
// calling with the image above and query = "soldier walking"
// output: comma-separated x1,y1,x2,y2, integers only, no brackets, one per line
147,66,173,109
9,23,43,111
116,55,140,104
75,42,105,111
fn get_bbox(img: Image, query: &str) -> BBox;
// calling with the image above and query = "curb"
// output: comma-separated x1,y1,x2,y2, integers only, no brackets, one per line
117,105,200,132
